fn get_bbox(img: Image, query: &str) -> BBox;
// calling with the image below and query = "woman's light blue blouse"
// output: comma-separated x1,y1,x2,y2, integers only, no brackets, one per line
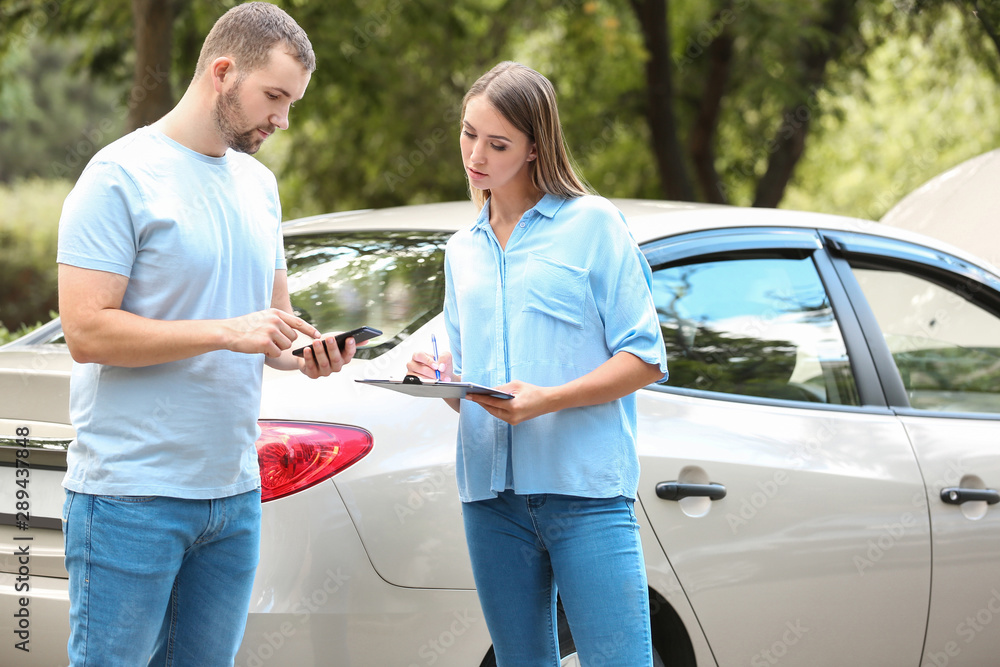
444,194,669,503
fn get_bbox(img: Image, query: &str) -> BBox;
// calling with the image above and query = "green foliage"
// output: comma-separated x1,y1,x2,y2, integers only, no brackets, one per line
2,0,999,223
674,0,867,205
272,0,537,216
0,315,54,345
0,34,126,182
782,4,1000,219
0,179,69,331
527,1,660,198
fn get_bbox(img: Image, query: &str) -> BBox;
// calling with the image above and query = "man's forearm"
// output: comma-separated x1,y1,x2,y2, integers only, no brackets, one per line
63,308,231,367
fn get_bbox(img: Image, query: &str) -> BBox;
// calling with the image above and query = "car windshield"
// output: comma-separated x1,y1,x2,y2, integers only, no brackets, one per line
284,230,450,359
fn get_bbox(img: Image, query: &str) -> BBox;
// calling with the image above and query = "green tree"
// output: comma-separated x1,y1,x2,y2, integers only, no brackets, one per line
0,0,229,180
782,2,1000,219
3,0,999,216
0,34,125,182
625,0,868,206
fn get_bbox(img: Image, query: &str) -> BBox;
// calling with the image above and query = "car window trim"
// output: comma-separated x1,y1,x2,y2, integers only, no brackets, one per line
640,226,889,410
809,245,889,408
643,227,822,268
0,317,65,349
823,230,1000,411
644,382,896,415
891,407,1000,421
824,231,1000,314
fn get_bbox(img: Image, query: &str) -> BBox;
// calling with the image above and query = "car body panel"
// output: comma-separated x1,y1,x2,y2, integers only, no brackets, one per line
634,499,718,667
3,198,1000,666
900,414,1000,666
0,569,70,663
636,388,931,666
261,338,477,591
238,480,493,667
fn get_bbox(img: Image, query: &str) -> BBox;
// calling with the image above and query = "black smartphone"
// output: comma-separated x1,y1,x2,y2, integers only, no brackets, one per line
292,326,382,358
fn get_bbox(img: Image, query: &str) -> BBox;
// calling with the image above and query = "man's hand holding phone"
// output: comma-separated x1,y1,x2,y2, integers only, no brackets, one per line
293,326,381,379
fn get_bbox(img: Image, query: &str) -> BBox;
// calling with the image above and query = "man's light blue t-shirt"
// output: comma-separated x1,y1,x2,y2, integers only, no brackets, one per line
444,194,669,503
57,127,285,499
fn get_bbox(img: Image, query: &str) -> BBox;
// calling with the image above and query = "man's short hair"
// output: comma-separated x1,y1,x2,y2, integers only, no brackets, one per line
194,2,315,79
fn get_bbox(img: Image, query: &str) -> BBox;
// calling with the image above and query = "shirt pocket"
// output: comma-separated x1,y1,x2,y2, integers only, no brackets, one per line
522,253,589,329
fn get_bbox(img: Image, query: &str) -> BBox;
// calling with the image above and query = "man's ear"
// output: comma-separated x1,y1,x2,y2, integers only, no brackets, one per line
210,56,236,93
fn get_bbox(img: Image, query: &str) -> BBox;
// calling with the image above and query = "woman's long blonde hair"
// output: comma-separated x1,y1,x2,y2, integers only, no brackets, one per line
461,62,592,211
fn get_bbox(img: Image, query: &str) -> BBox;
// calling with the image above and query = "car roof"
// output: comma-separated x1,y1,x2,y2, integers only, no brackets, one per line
281,198,998,275
880,148,1000,264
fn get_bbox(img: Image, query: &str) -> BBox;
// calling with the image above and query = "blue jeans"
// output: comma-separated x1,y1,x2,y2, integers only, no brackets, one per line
462,490,652,666
62,489,261,667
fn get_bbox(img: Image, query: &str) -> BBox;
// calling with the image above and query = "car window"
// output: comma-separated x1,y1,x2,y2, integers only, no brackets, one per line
284,231,450,359
852,267,1000,413
652,254,860,405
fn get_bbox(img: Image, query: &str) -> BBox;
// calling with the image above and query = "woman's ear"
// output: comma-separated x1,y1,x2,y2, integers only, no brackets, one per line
527,144,537,162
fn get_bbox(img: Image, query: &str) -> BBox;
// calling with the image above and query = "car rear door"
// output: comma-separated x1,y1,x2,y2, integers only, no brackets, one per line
825,231,1000,666
636,228,932,666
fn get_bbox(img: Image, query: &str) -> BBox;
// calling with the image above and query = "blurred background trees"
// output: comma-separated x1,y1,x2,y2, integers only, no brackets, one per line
1,0,999,333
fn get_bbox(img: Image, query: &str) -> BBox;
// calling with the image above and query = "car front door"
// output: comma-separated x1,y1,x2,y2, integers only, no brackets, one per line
826,231,1000,667
636,228,932,666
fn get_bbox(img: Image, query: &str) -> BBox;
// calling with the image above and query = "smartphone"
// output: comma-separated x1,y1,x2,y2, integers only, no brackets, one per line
292,326,382,358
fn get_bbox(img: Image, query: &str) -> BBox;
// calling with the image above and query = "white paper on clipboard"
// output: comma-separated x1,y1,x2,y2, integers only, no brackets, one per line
355,376,513,399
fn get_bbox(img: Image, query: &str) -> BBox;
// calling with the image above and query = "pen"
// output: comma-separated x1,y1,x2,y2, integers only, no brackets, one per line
431,334,441,380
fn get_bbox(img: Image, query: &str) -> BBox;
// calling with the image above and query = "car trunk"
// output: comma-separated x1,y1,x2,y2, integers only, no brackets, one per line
0,351,74,580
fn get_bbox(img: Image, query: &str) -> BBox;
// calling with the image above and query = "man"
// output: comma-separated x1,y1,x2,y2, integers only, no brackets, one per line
56,4,339,664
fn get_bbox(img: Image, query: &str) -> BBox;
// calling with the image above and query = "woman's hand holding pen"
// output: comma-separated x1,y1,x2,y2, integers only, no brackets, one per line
406,350,455,382
407,348,459,413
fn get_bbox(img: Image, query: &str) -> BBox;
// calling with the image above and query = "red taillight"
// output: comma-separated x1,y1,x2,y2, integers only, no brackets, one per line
255,420,373,502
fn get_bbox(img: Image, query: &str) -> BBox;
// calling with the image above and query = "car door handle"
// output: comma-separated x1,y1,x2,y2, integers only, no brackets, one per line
940,487,1000,505
655,482,727,501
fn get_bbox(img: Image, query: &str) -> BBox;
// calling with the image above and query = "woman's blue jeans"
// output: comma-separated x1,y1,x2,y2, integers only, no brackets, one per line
462,490,653,666
62,489,261,666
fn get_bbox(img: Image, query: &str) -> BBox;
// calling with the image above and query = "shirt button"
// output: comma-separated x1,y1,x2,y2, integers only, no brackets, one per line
519,222,526,227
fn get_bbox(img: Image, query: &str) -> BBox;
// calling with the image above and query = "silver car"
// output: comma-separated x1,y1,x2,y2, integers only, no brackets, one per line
2,199,999,666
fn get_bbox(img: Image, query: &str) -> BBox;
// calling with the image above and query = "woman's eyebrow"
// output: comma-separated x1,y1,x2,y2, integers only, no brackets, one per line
463,120,511,142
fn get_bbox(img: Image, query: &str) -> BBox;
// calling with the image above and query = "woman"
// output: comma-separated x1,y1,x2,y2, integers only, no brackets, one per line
407,61,668,665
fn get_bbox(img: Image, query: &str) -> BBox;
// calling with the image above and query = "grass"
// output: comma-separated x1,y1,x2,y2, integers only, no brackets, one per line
0,179,70,335
0,178,71,235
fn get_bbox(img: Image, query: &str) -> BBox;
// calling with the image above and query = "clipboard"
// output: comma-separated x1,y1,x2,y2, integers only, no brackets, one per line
356,375,513,400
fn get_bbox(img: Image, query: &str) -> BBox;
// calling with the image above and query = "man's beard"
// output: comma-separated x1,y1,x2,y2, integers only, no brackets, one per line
213,80,270,155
